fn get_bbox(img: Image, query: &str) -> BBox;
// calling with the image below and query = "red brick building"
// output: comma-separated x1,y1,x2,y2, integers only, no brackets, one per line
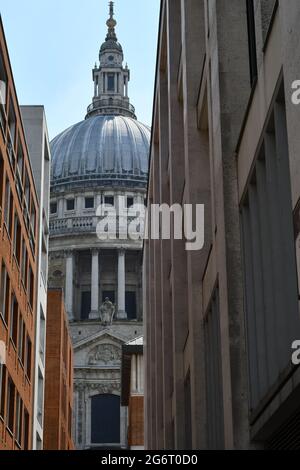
0,17,39,450
121,337,144,450
44,289,74,450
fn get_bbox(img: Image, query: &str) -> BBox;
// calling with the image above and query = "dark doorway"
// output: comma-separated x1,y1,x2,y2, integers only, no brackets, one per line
102,291,115,304
91,394,120,444
126,292,136,320
81,291,91,320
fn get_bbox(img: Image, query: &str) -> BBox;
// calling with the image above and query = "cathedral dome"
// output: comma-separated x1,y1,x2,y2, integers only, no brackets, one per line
50,115,150,188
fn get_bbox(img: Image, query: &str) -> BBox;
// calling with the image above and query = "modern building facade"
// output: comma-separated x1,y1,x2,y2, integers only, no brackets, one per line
0,18,39,450
121,336,144,450
48,3,150,449
21,106,51,450
44,289,74,450
144,0,300,450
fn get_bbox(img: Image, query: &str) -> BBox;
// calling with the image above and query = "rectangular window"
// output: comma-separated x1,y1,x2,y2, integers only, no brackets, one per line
28,266,34,309
0,47,7,131
107,73,115,92
30,205,36,234
241,85,300,413
104,196,114,207
23,408,29,450
0,263,10,325
18,317,25,364
24,172,30,210
0,363,5,419
0,151,3,210
15,393,23,446
4,178,10,228
246,0,258,86
85,197,94,209
37,371,44,426
126,197,134,209
204,287,224,450
39,307,46,364
66,199,75,212
125,292,137,320
25,336,32,381
50,202,57,214
7,376,15,433
8,99,16,164
10,294,18,348
21,239,28,288
13,214,21,265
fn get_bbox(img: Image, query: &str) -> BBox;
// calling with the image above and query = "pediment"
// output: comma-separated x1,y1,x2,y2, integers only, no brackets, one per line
74,329,125,352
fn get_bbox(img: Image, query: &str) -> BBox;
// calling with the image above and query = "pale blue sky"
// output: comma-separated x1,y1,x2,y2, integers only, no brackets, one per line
0,0,160,139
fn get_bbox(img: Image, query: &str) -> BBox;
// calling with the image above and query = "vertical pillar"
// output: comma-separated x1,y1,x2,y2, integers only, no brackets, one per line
65,250,74,321
118,249,126,319
125,76,128,98
131,354,137,393
90,249,99,320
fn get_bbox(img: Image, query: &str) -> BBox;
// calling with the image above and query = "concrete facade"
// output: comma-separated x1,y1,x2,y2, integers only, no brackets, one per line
21,105,51,450
144,0,300,450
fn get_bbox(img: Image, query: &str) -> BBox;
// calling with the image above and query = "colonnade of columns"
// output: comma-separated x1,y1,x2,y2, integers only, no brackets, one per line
64,249,127,321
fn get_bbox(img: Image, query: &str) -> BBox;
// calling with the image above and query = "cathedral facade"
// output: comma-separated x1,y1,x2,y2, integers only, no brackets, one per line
48,3,149,449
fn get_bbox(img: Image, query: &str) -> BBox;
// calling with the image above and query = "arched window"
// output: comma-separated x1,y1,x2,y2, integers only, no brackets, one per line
91,394,120,444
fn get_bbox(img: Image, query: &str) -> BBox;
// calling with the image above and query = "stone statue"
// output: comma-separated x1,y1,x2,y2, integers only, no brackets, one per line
100,298,115,326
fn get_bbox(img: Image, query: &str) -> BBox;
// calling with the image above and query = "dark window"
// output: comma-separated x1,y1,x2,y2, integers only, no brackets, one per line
0,263,10,325
107,74,115,92
23,408,29,450
0,48,7,130
204,288,224,449
104,196,114,207
8,99,16,158
4,178,10,228
10,294,18,347
24,172,30,210
15,393,23,446
241,85,300,413
21,239,28,288
85,197,94,209
0,152,4,209
246,0,258,86
126,292,137,320
91,394,120,444
50,202,57,214
102,291,115,304
13,214,21,265
18,317,25,364
25,335,32,381
7,377,15,433
0,364,5,418
30,206,36,234
28,266,34,309
81,292,91,321
66,199,75,211
184,372,192,450
127,197,134,209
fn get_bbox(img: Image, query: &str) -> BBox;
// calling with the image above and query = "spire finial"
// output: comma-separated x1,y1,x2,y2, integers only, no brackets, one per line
106,1,117,41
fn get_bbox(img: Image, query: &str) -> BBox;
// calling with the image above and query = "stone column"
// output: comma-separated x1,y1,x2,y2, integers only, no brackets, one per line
90,249,99,320
117,249,126,319
65,251,74,321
